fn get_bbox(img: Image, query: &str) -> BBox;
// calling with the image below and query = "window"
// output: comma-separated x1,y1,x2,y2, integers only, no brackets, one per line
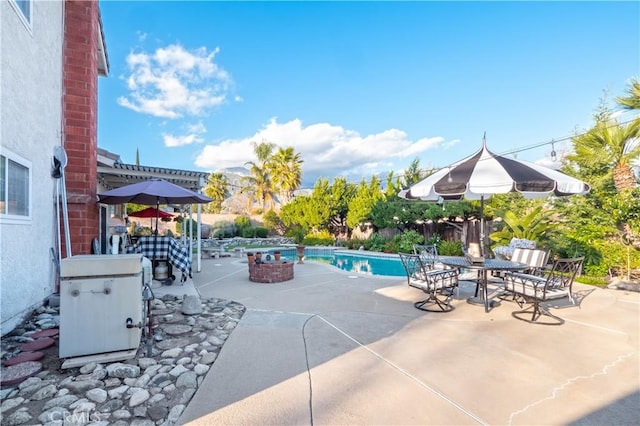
0,150,31,220
10,0,32,27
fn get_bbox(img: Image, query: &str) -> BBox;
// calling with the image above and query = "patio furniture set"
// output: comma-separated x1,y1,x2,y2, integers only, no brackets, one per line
399,244,584,325
126,235,192,284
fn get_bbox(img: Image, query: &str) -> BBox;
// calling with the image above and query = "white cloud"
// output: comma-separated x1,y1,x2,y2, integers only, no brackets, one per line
195,118,454,185
118,44,232,119
163,121,207,147
187,121,207,134
163,133,203,147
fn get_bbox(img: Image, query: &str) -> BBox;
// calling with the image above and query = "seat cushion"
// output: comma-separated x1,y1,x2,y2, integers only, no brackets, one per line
511,238,537,249
409,269,458,291
504,273,569,300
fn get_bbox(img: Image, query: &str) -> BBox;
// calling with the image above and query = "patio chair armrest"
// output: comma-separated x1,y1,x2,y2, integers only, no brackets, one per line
503,272,547,294
424,268,459,279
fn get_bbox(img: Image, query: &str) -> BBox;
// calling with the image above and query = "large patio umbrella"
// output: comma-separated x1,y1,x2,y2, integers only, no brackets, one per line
398,135,590,255
98,178,211,205
128,207,174,231
98,178,212,233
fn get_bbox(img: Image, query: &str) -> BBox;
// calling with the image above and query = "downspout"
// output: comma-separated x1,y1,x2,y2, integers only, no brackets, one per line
52,0,67,293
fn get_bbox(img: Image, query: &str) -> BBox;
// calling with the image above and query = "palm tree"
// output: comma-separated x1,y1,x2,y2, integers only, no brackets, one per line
570,118,640,192
617,78,640,110
241,141,277,212
241,166,274,212
253,140,276,165
569,110,640,250
203,172,229,213
270,146,303,204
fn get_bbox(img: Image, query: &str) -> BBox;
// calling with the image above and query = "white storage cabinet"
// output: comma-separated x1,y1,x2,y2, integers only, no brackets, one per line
59,254,145,358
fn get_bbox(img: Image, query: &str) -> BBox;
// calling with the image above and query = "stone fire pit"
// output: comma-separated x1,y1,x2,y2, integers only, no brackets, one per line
248,261,294,283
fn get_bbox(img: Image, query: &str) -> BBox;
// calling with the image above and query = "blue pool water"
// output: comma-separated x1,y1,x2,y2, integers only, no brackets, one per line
274,249,405,277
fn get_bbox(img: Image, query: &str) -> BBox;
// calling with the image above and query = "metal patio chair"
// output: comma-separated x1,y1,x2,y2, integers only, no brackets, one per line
413,244,439,269
495,248,550,301
502,257,584,325
399,253,459,312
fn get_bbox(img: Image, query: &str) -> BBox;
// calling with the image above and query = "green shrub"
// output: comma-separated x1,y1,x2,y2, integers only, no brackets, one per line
286,225,308,245
263,210,282,233
176,217,200,237
426,233,442,246
302,230,334,246
303,236,334,246
396,230,424,253
438,240,463,256
240,227,257,238
210,221,236,238
255,227,269,238
233,215,252,237
345,238,367,250
575,275,609,287
584,263,608,277
383,239,400,253
489,206,552,246
598,240,640,278
216,227,235,238
314,229,334,239
366,233,388,252
234,215,251,228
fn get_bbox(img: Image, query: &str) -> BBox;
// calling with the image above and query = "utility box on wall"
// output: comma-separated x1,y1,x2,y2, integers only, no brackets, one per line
59,254,144,358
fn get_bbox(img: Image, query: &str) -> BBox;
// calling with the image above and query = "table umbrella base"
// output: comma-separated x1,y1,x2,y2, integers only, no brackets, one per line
467,297,501,308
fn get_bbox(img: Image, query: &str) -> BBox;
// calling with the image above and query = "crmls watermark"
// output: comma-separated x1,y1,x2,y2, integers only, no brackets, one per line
46,408,107,424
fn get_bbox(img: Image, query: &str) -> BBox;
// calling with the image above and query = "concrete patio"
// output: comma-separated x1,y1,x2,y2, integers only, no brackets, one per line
177,255,639,425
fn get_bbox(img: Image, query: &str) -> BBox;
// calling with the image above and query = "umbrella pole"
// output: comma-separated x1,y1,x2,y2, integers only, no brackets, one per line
152,199,158,281
155,201,160,235
480,196,485,258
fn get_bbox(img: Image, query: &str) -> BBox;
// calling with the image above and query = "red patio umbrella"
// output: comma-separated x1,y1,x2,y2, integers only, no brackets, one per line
128,207,174,231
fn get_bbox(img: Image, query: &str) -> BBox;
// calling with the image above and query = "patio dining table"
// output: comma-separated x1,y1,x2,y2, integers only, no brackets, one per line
439,256,527,313
127,235,191,283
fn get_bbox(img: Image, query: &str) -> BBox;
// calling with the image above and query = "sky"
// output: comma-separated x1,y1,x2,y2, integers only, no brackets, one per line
97,1,640,188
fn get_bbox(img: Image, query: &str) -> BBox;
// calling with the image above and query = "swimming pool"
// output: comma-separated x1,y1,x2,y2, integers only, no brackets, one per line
272,248,406,277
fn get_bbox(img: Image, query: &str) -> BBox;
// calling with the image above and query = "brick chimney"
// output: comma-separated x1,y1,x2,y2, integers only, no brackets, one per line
61,0,105,256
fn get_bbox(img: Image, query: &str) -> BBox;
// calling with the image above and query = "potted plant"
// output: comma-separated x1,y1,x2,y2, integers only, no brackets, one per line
288,225,307,264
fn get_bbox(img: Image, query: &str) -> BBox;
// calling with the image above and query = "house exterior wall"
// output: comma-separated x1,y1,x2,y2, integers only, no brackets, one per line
1,0,64,334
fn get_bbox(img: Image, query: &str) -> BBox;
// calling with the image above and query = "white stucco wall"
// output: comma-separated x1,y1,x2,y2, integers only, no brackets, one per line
1,0,63,335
